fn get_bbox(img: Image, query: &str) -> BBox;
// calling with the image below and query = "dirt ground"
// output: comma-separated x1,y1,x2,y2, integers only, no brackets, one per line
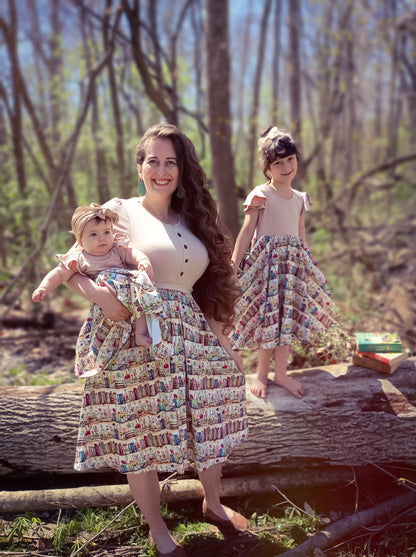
0,301,85,386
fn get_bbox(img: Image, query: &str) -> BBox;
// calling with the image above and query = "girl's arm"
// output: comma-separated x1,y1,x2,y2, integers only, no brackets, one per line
231,208,259,270
32,264,74,302
66,274,131,321
205,317,244,375
298,213,309,247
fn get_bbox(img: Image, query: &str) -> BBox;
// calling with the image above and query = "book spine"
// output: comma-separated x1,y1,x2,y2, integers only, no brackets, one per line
352,354,391,373
357,343,402,353
358,352,391,364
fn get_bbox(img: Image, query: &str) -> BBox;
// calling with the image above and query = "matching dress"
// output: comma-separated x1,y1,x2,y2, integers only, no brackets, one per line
230,184,337,350
74,198,248,475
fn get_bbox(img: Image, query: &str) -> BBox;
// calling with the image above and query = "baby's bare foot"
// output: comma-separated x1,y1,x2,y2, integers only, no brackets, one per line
135,332,152,346
250,377,268,398
274,375,305,399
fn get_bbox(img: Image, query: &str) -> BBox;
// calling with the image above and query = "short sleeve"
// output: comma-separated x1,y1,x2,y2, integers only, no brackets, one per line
103,197,131,236
56,252,85,274
300,191,313,213
243,188,267,213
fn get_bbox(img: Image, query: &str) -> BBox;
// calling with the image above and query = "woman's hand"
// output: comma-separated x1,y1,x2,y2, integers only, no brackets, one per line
93,285,131,321
233,352,244,375
206,317,245,376
66,274,131,322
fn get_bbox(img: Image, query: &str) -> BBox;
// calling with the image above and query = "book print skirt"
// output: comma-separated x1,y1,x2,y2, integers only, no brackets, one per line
230,235,337,350
74,288,248,475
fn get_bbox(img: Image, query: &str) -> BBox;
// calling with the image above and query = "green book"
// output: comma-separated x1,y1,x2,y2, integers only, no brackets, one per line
355,332,402,353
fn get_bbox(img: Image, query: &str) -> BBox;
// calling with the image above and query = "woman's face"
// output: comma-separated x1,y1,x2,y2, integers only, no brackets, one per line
139,137,179,199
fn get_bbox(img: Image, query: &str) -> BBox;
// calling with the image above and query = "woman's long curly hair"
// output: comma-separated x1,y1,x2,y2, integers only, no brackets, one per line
135,123,240,331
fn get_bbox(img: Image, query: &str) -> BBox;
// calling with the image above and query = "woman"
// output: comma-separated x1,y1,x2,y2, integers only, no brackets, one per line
68,123,249,557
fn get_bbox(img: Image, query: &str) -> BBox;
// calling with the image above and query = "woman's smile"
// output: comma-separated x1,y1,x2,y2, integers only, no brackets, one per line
140,138,179,196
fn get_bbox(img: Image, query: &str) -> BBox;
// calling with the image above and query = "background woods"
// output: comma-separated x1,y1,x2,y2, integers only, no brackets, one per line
0,0,415,351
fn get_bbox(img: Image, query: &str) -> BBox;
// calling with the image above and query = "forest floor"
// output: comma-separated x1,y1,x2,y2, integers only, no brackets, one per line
0,281,415,556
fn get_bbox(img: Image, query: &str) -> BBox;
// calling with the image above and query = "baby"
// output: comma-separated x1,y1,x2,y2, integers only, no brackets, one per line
33,203,165,375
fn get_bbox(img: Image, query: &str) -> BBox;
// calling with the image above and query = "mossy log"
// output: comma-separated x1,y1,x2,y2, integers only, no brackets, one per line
0,359,415,477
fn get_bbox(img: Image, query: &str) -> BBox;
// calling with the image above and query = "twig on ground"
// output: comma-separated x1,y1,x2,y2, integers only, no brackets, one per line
275,491,416,557
366,460,416,494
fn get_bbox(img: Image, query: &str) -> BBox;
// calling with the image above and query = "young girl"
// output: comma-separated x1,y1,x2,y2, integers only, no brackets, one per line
230,126,337,399
32,203,166,376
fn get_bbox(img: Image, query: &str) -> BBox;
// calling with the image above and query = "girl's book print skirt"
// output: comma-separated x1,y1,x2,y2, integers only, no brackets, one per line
231,235,337,350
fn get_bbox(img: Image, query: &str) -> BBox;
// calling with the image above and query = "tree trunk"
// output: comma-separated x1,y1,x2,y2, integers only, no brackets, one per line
0,359,415,477
103,1,128,199
80,7,111,205
204,0,239,237
0,469,359,513
247,0,272,190
271,0,282,123
288,0,302,140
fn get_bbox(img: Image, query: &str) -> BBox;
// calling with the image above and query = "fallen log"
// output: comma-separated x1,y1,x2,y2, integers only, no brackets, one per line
277,490,416,557
0,359,415,476
0,468,356,513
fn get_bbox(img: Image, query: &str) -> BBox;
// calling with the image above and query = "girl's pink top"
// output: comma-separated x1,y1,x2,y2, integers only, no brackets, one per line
243,184,312,238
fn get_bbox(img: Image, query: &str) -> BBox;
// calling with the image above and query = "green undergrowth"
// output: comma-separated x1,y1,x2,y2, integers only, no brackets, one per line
1,488,415,557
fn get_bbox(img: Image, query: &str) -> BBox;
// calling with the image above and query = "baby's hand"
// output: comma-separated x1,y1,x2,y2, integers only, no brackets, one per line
32,288,46,303
138,258,154,281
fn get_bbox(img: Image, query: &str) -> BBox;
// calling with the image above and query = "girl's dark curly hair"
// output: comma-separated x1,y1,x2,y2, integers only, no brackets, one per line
258,126,300,182
136,123,240,331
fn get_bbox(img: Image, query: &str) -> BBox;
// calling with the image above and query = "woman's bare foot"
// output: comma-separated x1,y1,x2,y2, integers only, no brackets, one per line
274,374,305,398
250,377,268,398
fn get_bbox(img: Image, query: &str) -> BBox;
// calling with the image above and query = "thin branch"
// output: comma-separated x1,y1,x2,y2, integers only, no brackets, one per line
276,491,416,557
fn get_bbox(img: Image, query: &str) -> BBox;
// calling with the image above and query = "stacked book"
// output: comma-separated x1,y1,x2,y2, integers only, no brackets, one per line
352,332,408,374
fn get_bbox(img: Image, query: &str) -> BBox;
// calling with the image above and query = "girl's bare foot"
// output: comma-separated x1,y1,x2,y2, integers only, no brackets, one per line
274,374,305,399
250,377,268,398
135,332,152,346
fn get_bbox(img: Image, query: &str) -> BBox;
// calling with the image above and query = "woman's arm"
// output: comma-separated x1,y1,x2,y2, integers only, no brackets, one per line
206,317,244,375
231,208,259,270
66,274,131,321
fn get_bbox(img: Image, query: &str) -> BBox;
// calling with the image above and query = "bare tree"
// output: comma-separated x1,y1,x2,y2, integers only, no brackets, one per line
271,0,282,123
0,4,122,307
396,12,416,146
232,1,254,167
122,0,194,126
288,0,302,140
78,3,111,204
204,0,239,237
103,1,128,198
0,0,30,243
247,0,272,190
